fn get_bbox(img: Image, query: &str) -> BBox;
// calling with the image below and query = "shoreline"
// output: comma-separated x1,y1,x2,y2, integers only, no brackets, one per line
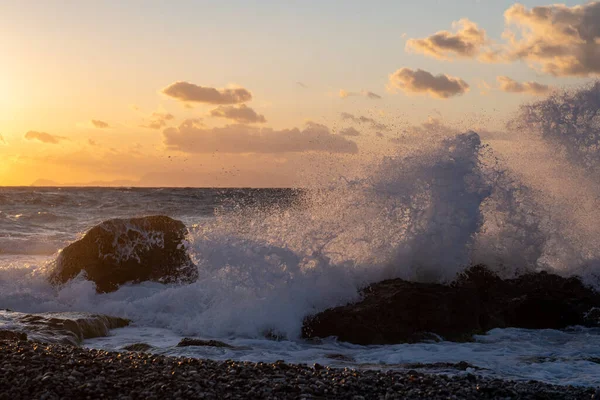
1,340,596,400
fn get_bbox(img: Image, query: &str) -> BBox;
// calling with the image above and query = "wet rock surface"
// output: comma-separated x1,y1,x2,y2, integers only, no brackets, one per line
0,340,595,400
122,343,154,352
0,310,129,346
177,338,237,349
48,215,198,293
303,265,600,344
0,330,27,341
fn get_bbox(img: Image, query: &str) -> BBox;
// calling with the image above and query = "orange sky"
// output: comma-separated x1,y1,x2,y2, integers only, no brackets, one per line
0,0,595,187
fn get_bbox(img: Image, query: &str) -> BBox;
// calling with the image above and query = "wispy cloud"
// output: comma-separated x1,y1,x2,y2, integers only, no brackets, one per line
24,131,68,144
497,76,552,95
388,68,469,99
91,119,110,129
162,81,253,104
339,89,382,99
210,104,267,123
141,112,175,130
163,121,358,154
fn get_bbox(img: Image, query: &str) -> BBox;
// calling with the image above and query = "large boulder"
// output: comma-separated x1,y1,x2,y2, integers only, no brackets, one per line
302,265,600,345
49,216,198,293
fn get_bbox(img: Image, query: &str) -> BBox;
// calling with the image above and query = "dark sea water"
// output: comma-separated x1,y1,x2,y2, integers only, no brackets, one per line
0,187,299,256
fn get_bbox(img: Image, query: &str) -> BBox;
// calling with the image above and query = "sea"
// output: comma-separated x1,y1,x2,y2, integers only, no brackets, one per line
2,84,600,387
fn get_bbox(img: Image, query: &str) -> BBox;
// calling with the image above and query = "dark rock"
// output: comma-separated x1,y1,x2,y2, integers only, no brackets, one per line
584,307,600,325
302,265,600,345
122,343,154,352
48,216,198,293
402,361,481,371
0,330,27,341
0,310,129,346
325,354,355,362
176,338,235,349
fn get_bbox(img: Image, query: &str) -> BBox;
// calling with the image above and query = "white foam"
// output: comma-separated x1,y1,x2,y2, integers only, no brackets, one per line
84,325,600,387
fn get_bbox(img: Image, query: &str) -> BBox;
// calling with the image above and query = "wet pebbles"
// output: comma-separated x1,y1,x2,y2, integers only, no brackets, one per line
0,340,595,400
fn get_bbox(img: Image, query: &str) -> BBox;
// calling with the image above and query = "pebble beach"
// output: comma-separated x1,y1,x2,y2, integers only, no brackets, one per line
1,340,597,400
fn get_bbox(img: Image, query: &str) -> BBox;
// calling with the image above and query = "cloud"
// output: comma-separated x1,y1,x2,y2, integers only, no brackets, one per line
498,2,600,76
339,89,382,99
339,127,361,137
497,76,552,95
162,81,253,104
163,120,358,154
297,82,308,88
24,131,67,144
406,19,488,60
141,112,175,130
405,3,600,76
210,104,267,123
88,138,98,146
91,119,110,129
388,68,470,99
340,112,389,131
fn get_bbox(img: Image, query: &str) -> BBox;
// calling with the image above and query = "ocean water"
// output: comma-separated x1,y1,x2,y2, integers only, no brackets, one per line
2,84,600,387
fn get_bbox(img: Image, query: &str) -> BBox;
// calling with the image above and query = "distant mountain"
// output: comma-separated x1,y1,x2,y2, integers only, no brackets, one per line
30,179,61,187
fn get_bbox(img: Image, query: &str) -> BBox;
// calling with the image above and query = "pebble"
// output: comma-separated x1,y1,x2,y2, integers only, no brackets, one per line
0,339,595,399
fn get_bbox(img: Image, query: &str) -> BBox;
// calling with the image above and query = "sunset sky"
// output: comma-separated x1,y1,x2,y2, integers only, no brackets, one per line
0,0,596,187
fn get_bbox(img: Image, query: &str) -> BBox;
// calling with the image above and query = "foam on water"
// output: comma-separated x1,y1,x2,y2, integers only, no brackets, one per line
84,325,600,387
2,83,600,386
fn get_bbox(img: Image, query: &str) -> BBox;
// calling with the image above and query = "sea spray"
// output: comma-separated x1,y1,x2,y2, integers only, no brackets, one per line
0,84,600,339
510,81,600,171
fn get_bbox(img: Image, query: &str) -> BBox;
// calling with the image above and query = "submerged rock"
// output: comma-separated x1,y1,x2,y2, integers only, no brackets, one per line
302,265,600,345
176,338,236,349
49,215,198,293
0,310,129,346
122,343,154,352
325,353,355,362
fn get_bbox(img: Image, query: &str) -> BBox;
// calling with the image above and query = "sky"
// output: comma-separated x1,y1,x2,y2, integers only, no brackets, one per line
0,0,596,187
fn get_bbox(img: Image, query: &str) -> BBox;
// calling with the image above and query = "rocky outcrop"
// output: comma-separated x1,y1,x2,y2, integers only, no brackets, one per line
49,215,198,293
302,265,600,345
0,310,130,346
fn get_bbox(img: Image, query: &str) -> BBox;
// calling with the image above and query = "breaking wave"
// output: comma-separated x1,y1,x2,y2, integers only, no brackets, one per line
1,83,600,340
